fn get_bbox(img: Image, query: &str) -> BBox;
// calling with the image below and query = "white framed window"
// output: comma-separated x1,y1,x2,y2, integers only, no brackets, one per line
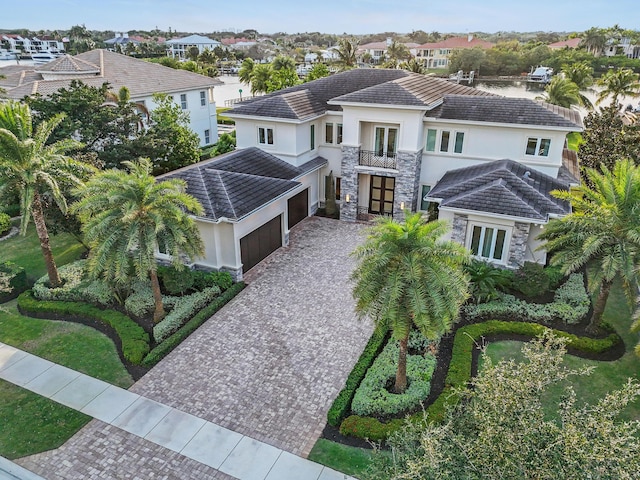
337,123,343,144
525,137,551,157
258,127,274,145
180,93,188,110
374,126,398,156
310,124,315,150
469,224,510,262
420,185,432,211
426,128,464,153
204,129,210,144
325,122,334,144
200,91,207,107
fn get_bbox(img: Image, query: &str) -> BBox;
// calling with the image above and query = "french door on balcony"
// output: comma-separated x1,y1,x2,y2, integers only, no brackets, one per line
369,175,395,216
374,127,398,157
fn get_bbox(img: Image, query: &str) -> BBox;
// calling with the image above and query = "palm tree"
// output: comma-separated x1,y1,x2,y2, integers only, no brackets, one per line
400,58,426,74
72,158,204,322
538,159,640,334
272,55,295,71
562,61,594,90
580,27,606,56
351,211,469,394
250,64,272,95
238,57,255,86
0,101,85,287
387,41,411,62
334,37,358,70
596,68,640,107
538,76,588,110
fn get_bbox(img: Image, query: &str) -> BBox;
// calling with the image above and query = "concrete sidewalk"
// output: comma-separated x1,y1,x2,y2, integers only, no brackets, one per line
0,342,354,480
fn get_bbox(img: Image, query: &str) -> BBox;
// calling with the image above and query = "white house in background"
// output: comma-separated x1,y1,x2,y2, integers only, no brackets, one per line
603,37,640,59
357,38,419,64
0,49,222,147
220,69,582,273
415,35,494,69
166,34,221,60
304,47,340,63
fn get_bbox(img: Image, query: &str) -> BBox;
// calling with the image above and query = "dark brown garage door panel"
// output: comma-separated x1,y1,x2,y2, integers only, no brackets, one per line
240,215,282,273
287,188,309,229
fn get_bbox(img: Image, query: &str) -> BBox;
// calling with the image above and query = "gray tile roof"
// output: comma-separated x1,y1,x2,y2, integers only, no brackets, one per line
160,147,327,221
430,95,583,129
34,55,100,74
227,68,409,119
426,159,570,221
1,49,222,100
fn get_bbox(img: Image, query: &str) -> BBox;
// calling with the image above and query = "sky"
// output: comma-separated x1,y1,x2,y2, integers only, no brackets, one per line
2,0,638,35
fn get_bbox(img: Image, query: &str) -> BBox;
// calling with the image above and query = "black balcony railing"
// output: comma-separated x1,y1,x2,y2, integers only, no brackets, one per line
358,150,397,169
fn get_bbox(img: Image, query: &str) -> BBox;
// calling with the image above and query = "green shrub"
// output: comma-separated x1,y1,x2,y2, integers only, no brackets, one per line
124,280,155,318
339,415,404,442
544,265,565,289
1,204,20,218
18,291,150,364
512,262,549,297
0,261,27,302
158,265,194,295
351,340,436,417
153,286,221,342
142,282,245,366
0,212,11,236
192,270,233,292
32,261,87,301
326,326,388,427
465,259,511,304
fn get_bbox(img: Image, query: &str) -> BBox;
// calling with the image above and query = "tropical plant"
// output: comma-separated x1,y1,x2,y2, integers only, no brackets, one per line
365,333,640,480
249,63,272,95
334,37,358,70
351,211,469,394
387,41,411,62
238,57,255,85
271,55,296,71
538,159,640,336
305,63,330,82
464,259,510,304
561,61,594,89
0,101,87,287
400,59,426,74
537,76,587,109
596,67,640,107
580,27,607,56
72,158,204,322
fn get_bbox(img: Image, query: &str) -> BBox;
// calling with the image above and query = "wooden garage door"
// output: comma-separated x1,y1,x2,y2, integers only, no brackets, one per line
240,215,282,273
287,188,309,229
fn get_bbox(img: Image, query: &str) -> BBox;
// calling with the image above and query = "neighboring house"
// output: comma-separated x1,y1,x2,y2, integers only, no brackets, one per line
158,147,326,280
0,49,222,147
104,33,141,50
603,37,640,59
221,69,582,272
415,35,494,69
548,38,582,50
165,34,221,60
357,38,419,64
304,48,340,63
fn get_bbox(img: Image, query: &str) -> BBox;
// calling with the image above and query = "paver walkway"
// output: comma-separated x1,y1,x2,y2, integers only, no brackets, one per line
10,217,373,478
0,342,352,480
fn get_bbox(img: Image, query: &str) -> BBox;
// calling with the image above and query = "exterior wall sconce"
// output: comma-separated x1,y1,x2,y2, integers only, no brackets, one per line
345,194,350,203
400,201,405,210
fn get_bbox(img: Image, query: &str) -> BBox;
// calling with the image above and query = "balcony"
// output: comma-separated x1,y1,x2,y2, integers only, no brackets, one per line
358,150,397,170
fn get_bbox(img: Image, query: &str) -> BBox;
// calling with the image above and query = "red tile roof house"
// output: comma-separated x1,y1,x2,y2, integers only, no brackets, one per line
415,35,494,69
548,38,583,50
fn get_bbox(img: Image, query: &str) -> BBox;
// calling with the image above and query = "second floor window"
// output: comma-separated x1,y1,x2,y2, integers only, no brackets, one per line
525,137,551,157
337,123,343,144
258,127,274,145
374,126,398,157
200,91,207,106
426,129,464,153
180,94,188,110
325,123,334,144
310,124,315,150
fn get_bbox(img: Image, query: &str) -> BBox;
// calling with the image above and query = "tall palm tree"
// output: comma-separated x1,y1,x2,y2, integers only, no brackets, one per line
596,68,640,107
538,159,640,335
352,211,469,394
272,55,295,71
334,37,358,71
238,57,255,86
249,64,272,95
538,76,589,110
562,61,594,90
580,27,606,56
72,158,204,322
400,58,426,74
0,101,85,287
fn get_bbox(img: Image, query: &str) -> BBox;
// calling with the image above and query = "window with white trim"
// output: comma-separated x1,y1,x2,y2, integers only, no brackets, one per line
426,128,464,153
525,137,550,157
310,124,315,150
180,93,188,110
337,123,343,144
469,225,508,262
325,123,334,144
204,129,210,144
200,91,206,106
258,127,274,145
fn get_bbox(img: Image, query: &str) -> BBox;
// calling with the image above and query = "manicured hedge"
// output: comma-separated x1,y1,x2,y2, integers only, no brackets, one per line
338,320,622,441
326,326,388,427
0,261,28,303
18,290,150,364
141,281,245,367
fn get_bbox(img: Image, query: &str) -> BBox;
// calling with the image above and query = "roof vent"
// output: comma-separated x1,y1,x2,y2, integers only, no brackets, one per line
523,171,534,182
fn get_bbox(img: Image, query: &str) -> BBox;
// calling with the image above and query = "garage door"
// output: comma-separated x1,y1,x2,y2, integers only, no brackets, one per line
287,188,309,229
240,215,282,273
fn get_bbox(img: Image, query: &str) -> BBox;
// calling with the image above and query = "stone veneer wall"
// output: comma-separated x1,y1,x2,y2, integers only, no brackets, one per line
507,222,530,268
393,150,423,219
451,214,469,245
340,145,360,222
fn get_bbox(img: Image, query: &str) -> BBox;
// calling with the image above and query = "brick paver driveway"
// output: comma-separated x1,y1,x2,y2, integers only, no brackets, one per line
19,217,373,479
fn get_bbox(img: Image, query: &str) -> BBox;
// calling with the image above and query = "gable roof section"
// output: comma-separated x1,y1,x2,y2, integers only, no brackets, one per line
34,55,100,74
227,68,409,119
430,95,583,129
417,36,494,49
160,147,326,221
427,159,570,221
166,34,220,45
331,74,496,108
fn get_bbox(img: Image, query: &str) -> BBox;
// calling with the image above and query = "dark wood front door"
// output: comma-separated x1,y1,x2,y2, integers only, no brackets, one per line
369,175,395,215
287,188,308,229
240,215,282,273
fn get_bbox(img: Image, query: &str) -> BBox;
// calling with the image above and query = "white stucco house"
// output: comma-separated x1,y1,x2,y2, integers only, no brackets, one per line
165,34,221,60
0,49,222,147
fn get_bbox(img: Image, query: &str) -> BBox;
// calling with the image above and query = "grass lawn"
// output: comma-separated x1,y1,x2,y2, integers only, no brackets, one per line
0,228,133,459
484,283,640,421
308,438,379,479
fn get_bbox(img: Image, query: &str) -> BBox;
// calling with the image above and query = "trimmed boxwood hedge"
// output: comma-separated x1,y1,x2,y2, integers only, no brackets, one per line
141,281,245,367
338,320,622,441
326,326,388,427
18,290,150,364
0,261,28,303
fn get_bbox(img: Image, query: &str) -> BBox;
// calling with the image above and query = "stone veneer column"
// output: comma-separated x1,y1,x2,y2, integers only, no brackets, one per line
340,145,360,222
392,150,423,219
507,222,530,268
451,214,469,246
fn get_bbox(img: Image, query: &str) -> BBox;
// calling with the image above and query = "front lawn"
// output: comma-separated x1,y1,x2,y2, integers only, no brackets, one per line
308,438,379,479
